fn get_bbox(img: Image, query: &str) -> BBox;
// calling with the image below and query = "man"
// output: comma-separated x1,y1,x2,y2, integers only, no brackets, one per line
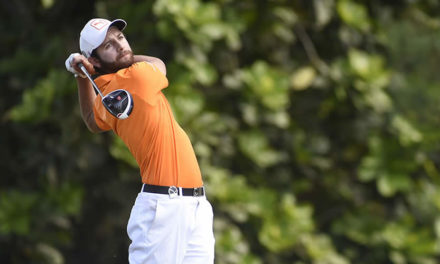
65,18,215,264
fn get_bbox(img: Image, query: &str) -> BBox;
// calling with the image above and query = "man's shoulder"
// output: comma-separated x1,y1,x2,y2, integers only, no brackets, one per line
131,61,161,71
122,62,166,81
117,61,167,85
122,61,158,75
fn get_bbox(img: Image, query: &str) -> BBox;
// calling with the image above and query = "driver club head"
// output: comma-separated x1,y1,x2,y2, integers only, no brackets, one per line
102,89,133,119
78,63,133,120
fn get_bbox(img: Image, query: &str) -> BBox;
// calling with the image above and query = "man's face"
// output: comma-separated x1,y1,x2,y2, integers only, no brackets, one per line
92,26,134,74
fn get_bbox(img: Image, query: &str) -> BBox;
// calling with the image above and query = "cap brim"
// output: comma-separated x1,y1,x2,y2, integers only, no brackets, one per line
109,19,127,31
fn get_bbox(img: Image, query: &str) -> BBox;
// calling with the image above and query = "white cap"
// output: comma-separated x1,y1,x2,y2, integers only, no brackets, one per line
79,18,127,58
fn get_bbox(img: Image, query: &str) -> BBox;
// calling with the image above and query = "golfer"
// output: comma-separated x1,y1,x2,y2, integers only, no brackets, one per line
65,18,215,264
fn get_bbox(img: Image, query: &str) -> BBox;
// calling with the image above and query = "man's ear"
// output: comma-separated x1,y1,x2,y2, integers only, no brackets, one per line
88,56,101,68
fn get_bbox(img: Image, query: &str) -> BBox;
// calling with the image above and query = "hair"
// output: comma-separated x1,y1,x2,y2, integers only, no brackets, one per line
91,49,98,58
90,49,102,74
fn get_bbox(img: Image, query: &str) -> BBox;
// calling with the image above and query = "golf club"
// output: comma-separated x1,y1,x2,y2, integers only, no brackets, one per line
78,63,133,119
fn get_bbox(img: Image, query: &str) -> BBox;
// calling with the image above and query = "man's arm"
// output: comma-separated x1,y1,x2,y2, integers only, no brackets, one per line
76,76,103,133
133,55,167,76
66,54,103,133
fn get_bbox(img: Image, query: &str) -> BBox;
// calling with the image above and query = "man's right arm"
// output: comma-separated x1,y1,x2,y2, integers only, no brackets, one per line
66,53,103,133
76,77,102,133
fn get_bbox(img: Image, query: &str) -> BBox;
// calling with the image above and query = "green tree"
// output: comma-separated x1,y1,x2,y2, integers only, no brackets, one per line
2,0,440,263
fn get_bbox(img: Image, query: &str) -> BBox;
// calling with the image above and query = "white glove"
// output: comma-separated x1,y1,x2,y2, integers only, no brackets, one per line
65,53,86,78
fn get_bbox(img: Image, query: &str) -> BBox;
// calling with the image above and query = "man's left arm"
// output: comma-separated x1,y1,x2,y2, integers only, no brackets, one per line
133,55,166,76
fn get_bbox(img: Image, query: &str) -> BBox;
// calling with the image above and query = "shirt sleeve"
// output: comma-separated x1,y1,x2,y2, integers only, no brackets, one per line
91,61,168,131
129,62,169,106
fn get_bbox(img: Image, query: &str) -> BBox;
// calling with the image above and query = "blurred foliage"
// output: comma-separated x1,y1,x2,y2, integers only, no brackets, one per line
2,0,440,263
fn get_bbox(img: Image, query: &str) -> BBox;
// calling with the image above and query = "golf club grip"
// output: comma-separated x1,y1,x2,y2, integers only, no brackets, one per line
77,63,104,98
77,62,90,77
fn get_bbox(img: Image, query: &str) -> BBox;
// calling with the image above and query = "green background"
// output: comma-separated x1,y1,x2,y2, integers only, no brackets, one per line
2,0,440,263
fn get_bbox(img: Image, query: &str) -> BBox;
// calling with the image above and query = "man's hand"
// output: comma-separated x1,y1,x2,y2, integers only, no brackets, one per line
65,53,95,78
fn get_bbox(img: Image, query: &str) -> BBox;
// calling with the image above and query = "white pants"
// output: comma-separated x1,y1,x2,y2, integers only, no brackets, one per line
127,191,215,264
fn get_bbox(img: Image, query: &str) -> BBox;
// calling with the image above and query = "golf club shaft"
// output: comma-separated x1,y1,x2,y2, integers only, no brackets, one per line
78,63,104,98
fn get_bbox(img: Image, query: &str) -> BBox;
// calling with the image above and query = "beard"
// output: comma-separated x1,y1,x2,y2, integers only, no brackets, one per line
96,50,134,74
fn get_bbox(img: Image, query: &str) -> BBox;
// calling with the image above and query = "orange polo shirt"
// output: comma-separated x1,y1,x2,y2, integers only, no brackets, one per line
93,61,203,188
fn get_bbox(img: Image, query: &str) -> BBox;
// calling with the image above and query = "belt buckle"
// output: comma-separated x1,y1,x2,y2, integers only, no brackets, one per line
168,186,178,198
193,187,203,197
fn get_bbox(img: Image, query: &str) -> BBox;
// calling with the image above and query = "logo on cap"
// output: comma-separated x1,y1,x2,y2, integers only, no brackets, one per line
90,19,110,30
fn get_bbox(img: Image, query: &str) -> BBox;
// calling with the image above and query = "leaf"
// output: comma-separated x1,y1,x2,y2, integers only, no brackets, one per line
348,49,388,81
214,218,262,264
259,194,314,252
200,22,227,40
238,130,283,168
358,156,381,182
382,222,410,249
169,90,205,123
273,7,297,26
177,53,218,85
337,0,371,32
46,182,84,216
358,136,416,197
35,243,64,264
41,0,55,9
8,74,54,122
0,190,37,235
7,70,74,123
363,86,393,113
264,110,290,129
314,0,335,28
377,173,411,197
301,234,350,264
241,61,290,110
291,66,317,91
391,115,423,146
332,205,386,246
